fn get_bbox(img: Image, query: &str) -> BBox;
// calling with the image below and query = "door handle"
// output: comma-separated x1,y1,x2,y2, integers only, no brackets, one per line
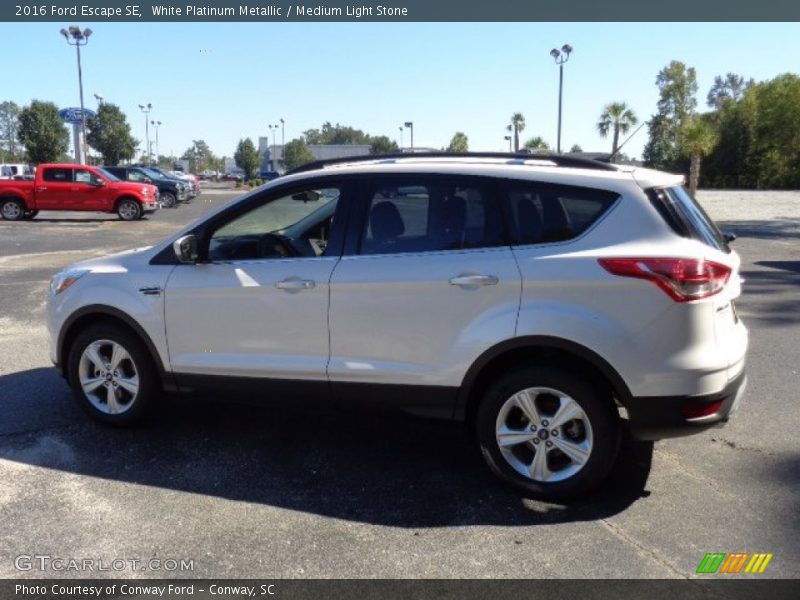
449,274,499,287
36,187,47,192
275,278,315,291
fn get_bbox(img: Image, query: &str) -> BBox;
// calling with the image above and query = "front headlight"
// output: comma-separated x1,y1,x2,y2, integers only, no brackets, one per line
50,269,87,296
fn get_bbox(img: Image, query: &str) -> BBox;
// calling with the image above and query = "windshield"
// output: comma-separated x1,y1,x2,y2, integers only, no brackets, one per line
142,168,166,180
96,168,121,182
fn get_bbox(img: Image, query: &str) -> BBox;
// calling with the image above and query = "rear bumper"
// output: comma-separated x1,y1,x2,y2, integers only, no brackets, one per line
625,369,746,441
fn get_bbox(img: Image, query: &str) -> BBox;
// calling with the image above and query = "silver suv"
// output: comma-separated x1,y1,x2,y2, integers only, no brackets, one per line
47,153,748,500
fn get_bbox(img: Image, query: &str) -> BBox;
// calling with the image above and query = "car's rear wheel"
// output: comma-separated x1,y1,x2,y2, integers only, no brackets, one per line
159,192,177,208
476,366,620,500
117,198,143,221
1,198,24,221
67,323,158,426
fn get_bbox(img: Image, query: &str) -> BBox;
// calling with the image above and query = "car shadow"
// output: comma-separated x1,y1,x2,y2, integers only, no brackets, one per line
26,217,153,223
0,367,653,528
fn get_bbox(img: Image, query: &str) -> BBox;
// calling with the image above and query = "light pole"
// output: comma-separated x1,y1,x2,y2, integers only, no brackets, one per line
504,135,512,152
549,44,573,154
60,26,93,164
151,120,161,164
404,121,414,149
93,93,104,106
138,103,152,164
399,126,404,150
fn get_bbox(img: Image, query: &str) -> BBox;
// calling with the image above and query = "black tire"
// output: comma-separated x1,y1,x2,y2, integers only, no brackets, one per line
67,323,159,426
1,198,25,221
117,198,143,221
160,192,177,208
22,210,39,220
476,365,620,501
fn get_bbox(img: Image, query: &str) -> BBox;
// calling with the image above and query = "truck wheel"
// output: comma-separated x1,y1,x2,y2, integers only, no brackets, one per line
22,210,39,220
1,198,24,221
67,323,159,426
476,365,620,501
160,192,177,208
117,198,143,221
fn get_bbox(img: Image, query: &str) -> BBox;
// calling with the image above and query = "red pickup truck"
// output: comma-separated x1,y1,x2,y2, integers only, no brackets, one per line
0,164,159,221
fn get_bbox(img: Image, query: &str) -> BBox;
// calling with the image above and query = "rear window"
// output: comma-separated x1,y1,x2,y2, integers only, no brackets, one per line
42,168,73,183
504,181,619,245
647,186,729,253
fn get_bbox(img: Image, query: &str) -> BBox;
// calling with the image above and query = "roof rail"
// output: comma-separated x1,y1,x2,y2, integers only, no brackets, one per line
284,151,619,176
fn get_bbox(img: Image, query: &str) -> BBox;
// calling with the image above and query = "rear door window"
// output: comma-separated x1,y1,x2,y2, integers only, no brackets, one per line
647,186,729,252
503,181,619,245
42,168,73,183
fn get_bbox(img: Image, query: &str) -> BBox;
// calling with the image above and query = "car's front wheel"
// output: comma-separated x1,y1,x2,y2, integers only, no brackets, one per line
159,192,177,208
67,323,158,425
476,366,619,500
117,198,143,221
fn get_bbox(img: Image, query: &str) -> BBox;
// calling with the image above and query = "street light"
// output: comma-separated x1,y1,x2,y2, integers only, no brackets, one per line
138,103,152,164
60,25,93,164
151,120,161,164
93,93,103,105
549,43,573,154
504,135,512,152
404,121,414,149
398,126,404,150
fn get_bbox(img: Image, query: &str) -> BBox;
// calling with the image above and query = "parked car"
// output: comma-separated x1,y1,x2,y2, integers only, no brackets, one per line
259,170,281,181
104,166,188,208
0,164,157,221
139,166,199,199
0,163,34,180
222,172,244,181
47,153,748,500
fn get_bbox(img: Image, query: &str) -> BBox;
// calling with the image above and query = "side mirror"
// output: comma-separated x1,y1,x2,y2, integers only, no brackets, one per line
723,232,737,244
173,234,199,264
144,177,153,183
292,190,321,203
93,179,106,187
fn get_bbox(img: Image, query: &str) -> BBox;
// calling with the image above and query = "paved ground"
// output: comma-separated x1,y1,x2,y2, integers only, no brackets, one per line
0,186,798,579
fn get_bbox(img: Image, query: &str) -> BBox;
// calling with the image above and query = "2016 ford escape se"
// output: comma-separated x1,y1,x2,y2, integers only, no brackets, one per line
47,153,748,500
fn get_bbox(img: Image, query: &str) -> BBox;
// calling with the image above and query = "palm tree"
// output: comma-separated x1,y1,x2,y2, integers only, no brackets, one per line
680,116,718,195
597,102,638,158
524,136,550,153
509,113,526,152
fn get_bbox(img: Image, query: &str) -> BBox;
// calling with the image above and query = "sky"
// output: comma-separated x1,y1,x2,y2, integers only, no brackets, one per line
3,22,800,161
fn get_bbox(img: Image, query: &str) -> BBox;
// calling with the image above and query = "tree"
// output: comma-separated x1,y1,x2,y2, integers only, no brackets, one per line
17,100,69,164
597,102,638,157
370,136,399,154
282,138,315,170
643,61,698,170
181,139,217,172
234,137,261,179
523,136,550,152
707,73,753,109
446,132,469,153
569,144,583,153
680,116,718,195
85,103,137,165
303,122,371,145
509,113,526,152
0,101,22,161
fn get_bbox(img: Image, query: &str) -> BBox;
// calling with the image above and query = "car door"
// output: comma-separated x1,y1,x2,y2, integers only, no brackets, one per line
327,175,521,415
36,166,74,209
73,168,109,210
164,180,351,395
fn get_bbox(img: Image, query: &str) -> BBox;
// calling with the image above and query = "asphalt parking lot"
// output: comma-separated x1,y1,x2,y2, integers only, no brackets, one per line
0,185,798,579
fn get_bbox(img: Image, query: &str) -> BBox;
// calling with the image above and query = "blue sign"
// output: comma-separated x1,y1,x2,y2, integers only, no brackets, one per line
59,107,97,124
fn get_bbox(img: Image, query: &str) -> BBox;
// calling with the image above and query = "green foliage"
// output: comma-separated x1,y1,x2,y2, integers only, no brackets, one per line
17,100,69,164
643,61,698,170
523,136,550,152
282,138,316,170
597,102,638,156
569,144,583,153
446,132,469,153
235,180,243,188
701,73,800,189
707,73,753,109
0,101,24,161
86,103,137,165
680,115,718,194
303,122,371,145
234,137,261,180
181,139,217,172
369,135,399,154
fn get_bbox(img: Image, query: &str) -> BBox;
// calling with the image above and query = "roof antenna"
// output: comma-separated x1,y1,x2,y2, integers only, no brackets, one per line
609,121,647,162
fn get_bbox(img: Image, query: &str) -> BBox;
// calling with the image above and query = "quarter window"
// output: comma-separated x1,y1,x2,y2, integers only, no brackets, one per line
42,168,73,183
505,182,619,245
359,179,504,255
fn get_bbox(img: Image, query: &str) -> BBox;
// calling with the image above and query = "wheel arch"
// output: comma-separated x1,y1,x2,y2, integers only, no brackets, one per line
114,194,143,209
58,304,174,390
457,335,633,426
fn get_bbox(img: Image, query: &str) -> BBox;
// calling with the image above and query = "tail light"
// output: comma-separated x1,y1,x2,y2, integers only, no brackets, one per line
598,258,731,302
